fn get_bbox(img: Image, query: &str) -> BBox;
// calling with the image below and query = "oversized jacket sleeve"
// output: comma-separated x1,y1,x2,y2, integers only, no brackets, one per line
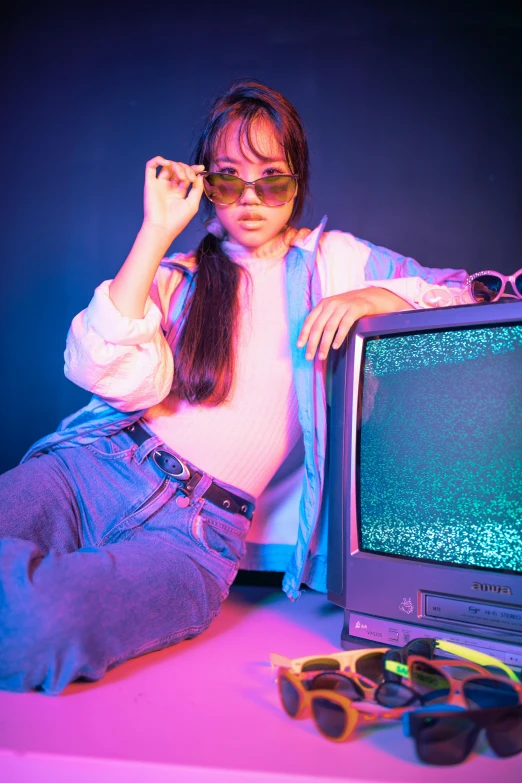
316,230,472,306
63,256,189,412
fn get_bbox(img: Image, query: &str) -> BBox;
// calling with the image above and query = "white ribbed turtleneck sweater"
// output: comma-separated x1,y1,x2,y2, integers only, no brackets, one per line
143,233,302,498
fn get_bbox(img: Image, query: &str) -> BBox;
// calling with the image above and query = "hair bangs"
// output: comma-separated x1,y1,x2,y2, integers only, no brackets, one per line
238,110,287,165
202,107,287,167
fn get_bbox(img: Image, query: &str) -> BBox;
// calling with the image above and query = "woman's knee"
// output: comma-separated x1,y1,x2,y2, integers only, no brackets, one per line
0,538,94,694
0,535,229,694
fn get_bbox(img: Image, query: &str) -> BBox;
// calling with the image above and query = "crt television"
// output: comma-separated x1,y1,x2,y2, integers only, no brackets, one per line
327,300,522,669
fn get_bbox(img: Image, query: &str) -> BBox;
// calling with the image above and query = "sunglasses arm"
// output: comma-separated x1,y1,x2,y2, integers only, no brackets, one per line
436,641,520,682
385,660,409,678
402,704,464,736
270,652,293,669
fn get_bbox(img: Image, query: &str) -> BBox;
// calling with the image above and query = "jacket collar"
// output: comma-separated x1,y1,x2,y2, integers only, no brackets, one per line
171,215,329,273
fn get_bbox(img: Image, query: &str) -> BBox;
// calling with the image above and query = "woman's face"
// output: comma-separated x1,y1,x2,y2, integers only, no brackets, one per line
208,117,296,249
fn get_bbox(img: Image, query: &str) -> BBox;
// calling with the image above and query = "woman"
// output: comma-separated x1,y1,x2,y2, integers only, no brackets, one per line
0,78,468,693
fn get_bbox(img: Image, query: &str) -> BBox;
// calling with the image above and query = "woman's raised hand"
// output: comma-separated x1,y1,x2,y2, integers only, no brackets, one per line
142,157,205,241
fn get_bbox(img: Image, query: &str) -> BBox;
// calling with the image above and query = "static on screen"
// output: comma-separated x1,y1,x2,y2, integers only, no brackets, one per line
358,324,522,573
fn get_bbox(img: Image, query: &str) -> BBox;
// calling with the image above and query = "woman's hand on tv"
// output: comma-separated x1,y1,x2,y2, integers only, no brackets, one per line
142,157,205,241
297,287,412,361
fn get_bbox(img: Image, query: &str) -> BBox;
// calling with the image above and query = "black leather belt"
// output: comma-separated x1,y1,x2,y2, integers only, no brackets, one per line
124,422,255,520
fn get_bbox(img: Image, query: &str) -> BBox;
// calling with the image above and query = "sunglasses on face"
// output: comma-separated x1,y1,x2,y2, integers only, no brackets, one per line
276,667,403,742
403,703,522,765
383,637,520,685
466,268,522,303
385,656,522,710
270,647,388,683
200,172,299,207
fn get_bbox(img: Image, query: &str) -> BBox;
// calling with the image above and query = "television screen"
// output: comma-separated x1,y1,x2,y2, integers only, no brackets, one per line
358,322,522,574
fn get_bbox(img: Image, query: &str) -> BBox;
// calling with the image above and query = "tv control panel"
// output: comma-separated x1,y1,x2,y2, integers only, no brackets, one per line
344,611,522,669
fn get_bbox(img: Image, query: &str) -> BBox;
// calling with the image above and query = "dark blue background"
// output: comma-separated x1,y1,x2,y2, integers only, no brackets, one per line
2,0,521,473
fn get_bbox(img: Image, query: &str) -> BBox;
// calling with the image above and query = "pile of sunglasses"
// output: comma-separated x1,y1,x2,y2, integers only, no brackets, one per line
270,637,522,766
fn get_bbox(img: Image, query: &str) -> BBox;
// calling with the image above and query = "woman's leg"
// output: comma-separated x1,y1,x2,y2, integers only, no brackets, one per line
0,454,82,553
0,429,251,694
0,523,225,693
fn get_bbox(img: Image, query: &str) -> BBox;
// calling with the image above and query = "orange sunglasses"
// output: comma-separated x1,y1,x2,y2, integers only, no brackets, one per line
386,656,522,710
276,667,404,742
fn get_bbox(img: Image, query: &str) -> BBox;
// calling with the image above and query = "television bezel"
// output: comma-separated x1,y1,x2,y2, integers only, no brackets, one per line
327,300,522,642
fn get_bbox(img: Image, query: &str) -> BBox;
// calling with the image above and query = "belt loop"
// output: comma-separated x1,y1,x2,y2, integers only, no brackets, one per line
134,436,163,465
134,435,163,465
178,472,212,505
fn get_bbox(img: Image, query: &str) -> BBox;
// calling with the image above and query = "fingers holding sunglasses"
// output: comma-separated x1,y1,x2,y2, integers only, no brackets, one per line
143,158,205,237
146,156,176,183
155,160,202,192
182,164,205,208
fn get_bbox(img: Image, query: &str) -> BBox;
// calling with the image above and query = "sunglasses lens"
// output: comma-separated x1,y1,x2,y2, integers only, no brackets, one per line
383,650,402,683
384,639,435,683
463,677,518,709
301,657,340,672
203,174,243,204
470,274,503,302
410,661,450,705
256,176,297,205
376,681,421,708
414,714,478,766
311,672,364,700
407,638,434,658
311,697,347,740
515,273,522,297
487,707,522,758
279,673,301,717
354,651,385,683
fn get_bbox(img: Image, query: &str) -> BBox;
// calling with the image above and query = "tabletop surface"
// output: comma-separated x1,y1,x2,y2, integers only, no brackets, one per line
1,584,521,783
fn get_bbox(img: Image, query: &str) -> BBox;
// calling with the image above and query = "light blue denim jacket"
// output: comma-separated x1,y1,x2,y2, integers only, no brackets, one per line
21,218,468,600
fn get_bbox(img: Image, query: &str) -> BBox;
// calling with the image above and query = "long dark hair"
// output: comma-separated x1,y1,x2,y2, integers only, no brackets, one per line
172,78,310,405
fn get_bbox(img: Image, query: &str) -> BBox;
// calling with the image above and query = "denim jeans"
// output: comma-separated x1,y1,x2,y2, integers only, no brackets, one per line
0,423,253,694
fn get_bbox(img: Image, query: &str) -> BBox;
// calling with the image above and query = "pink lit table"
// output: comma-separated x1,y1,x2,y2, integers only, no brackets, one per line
0,585,521,782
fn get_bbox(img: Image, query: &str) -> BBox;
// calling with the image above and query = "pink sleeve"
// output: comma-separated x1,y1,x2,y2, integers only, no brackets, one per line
360,277,473,308
64,279,175,412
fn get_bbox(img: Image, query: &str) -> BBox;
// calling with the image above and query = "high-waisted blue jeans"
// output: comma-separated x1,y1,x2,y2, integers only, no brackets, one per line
0,424,253,694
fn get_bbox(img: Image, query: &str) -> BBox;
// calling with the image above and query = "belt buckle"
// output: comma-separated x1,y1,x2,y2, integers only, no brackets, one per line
152,449,191,481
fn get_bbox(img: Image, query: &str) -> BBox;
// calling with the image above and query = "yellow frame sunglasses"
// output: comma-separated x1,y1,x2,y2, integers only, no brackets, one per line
270,647,389,683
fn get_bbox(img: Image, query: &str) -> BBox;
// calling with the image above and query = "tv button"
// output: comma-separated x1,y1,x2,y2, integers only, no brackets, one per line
388,630,399,642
